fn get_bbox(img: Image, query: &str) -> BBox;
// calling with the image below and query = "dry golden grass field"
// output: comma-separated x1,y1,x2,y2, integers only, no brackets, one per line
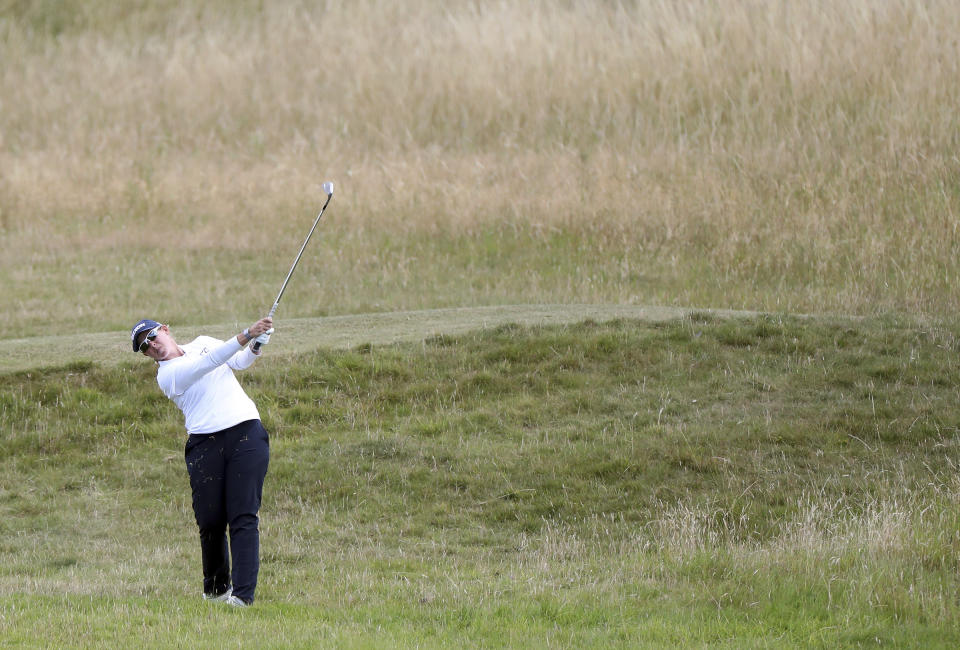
2,0,958,338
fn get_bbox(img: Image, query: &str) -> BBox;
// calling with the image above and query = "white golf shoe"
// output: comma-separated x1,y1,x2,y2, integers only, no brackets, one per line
202,587,233,603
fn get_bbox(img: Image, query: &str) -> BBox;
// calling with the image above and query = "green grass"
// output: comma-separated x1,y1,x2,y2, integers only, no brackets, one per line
2,315,959,647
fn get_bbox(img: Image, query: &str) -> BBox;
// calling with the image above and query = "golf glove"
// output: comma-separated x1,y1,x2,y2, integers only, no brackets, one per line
255,327,274,346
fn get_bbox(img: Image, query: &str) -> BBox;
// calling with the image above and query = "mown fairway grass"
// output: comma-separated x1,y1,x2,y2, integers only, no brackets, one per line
2,315,959,647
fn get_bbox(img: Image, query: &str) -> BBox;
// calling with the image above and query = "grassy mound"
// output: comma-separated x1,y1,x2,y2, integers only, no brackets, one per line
2,315,958,646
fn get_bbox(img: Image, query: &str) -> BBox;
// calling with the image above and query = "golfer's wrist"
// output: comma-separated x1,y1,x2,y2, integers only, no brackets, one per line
242,328,253,344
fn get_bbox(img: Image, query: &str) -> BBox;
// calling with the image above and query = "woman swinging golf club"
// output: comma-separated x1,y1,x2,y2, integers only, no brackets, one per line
132,180,333,607
131,315,274,607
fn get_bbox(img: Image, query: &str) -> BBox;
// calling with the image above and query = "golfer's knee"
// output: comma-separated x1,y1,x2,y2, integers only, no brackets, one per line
196,516,227,537
229,512,259,533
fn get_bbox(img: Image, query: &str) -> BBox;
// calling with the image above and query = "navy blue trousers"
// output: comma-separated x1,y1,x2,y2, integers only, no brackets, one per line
184,419,269,604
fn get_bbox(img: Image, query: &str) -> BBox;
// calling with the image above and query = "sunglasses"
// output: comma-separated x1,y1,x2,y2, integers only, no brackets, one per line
138,325,162,353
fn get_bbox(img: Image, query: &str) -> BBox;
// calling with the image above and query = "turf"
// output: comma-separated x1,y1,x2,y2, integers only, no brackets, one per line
2,313,958,647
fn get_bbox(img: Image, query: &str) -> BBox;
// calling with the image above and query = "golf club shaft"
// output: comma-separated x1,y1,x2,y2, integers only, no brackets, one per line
272,191,333,308
253,186,334,352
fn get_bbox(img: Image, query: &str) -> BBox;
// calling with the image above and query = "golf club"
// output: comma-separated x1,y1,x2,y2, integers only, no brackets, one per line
252,181,335,352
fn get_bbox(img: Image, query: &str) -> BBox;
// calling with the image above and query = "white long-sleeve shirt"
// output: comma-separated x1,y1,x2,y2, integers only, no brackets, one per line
156,335,261,434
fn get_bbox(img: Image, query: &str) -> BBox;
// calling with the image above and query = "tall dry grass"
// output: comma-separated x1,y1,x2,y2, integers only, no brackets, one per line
2,0,959,334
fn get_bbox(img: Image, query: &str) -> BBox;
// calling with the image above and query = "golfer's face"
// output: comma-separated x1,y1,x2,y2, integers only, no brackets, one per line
140,326,173,360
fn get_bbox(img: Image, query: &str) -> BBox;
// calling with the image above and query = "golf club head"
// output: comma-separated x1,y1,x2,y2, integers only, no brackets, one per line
322,181,334,196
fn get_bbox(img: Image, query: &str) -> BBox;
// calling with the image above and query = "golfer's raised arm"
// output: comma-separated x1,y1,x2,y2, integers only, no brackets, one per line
158,337,245,397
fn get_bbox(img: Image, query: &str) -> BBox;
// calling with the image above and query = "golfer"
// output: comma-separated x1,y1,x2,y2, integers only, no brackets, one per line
131,316,274,607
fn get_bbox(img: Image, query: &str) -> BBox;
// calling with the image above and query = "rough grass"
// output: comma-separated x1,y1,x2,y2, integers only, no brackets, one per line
1,316,959,646
2,0,960,336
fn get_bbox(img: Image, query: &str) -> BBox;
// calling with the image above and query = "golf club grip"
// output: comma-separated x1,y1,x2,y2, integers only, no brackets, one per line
252,304,279,352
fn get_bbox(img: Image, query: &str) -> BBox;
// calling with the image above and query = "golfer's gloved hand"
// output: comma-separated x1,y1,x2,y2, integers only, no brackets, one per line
255,327,274,346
